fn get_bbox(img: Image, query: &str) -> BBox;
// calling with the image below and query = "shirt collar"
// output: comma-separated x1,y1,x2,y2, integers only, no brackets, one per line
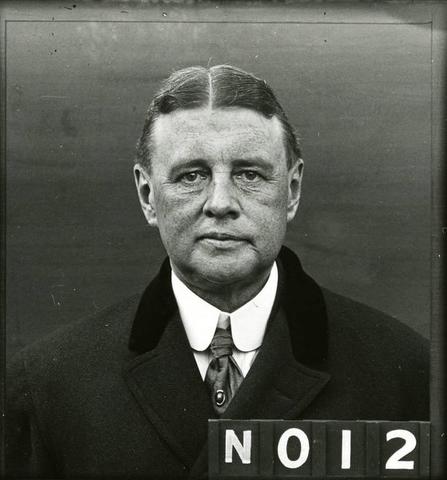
171,262,278,352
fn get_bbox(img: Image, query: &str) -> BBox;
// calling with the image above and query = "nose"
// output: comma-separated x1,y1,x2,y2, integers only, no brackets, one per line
203,173,240,219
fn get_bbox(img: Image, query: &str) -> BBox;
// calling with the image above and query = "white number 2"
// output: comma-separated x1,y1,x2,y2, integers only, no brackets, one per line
385,429,417,470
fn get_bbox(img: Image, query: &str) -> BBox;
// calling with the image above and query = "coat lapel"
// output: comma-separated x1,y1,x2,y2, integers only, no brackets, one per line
224,245,331,420
124,312,216,469
124,259,216,469
223,308,330,421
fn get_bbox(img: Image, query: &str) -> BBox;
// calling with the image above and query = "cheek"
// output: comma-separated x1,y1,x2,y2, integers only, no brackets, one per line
250,188,289,242
154,189,178,219
252,183,289,216
154,191,198,235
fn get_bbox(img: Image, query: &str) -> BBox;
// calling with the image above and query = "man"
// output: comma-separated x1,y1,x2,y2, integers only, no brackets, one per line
6,65,428,478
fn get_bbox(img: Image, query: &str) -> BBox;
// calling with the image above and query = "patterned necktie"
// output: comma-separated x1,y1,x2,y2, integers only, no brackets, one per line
205,313,244,415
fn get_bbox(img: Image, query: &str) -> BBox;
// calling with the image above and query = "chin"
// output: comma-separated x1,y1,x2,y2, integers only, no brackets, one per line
175,248,273,287
197,260,270,290
198,267,247,286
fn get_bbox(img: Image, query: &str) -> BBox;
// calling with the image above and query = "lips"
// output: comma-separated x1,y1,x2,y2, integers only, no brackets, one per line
199,232,245,241
198,232,249,248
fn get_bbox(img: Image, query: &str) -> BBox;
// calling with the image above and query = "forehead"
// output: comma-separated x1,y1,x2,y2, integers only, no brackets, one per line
150,107,286,164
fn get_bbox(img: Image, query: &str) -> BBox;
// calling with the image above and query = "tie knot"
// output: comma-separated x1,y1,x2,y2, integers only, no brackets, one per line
209,326,234,359
217,312,230,329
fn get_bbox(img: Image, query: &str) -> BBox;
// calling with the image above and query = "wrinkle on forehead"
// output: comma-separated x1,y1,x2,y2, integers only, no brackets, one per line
151,107,286,164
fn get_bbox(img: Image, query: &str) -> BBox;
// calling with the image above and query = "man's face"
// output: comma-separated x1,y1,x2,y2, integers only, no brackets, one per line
135,107,302,290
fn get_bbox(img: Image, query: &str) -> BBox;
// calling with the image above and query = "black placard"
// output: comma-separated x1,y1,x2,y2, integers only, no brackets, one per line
208,420,430,478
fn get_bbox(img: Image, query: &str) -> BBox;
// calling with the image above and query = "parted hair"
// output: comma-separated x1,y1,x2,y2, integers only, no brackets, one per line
135,64,301,170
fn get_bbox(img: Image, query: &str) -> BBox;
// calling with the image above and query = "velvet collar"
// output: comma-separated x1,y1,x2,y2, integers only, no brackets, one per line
128,245,328,368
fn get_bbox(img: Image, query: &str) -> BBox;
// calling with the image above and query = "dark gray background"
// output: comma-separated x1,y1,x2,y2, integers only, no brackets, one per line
6,15,432,358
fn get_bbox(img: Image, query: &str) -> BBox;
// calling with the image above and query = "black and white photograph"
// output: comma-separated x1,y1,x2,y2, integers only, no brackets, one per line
1,1,445,478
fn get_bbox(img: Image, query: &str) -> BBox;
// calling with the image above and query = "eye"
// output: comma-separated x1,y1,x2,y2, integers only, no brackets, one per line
180,171,207,184
236,170,262,182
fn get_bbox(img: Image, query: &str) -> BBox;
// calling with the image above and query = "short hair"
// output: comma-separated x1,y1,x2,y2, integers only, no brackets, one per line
135,65,301,170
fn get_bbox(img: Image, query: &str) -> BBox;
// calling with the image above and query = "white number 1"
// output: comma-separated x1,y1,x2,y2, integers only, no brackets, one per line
341,430,351,469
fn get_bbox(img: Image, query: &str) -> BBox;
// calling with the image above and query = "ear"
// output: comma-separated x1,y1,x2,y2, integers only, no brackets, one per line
133,163,158,227
286,158,304,222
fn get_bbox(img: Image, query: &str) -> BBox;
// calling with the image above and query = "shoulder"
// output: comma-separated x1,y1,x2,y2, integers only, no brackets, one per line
320,288,429,419
5,294,144,475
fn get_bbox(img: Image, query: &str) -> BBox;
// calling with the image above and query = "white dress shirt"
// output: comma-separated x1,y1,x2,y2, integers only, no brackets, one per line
171,263,278,380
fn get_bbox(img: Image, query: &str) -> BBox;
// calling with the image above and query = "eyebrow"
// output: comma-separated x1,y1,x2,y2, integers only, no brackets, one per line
169,157,275,175
231,158,274,171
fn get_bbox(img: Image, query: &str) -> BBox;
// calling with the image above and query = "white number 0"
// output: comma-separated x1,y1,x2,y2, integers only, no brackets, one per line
385,429,417,470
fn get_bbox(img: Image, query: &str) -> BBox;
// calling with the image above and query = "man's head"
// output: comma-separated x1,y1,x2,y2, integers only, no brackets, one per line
134,65,303,306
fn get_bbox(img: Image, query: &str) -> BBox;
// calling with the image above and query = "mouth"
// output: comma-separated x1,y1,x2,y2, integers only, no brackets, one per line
200,232,245,241
198,232,249,248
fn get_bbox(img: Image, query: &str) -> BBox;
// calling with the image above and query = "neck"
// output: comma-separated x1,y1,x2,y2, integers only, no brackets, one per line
173,267,272,313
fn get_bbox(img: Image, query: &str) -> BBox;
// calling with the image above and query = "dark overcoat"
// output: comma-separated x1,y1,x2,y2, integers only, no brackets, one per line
5,247,429,478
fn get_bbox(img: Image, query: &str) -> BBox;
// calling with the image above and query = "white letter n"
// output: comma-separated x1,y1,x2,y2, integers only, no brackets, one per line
225,429,252,464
